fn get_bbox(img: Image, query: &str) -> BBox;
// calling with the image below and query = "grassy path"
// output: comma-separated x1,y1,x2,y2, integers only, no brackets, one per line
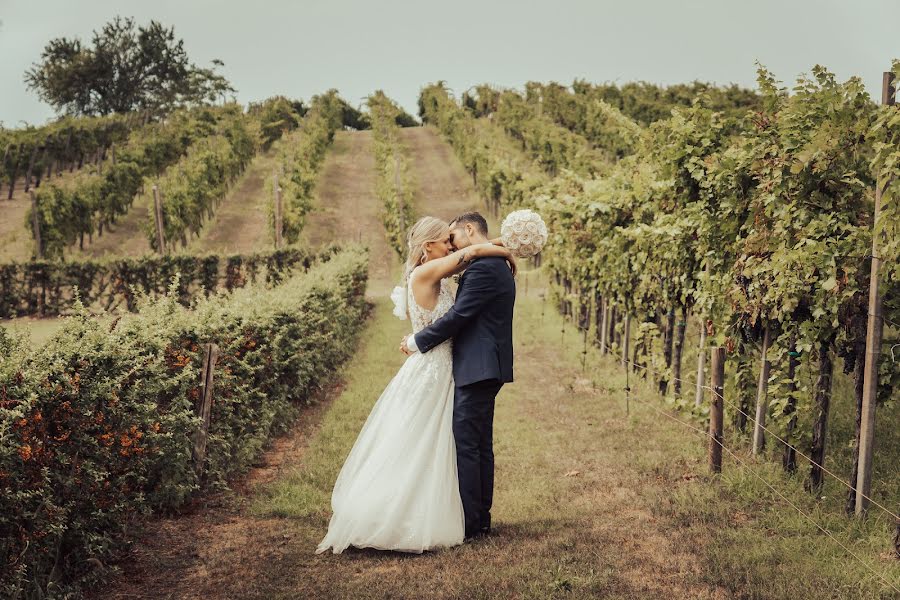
305,130,398,294
0,167,102,261
400,126,483,222
68,190,153,258
246,293,731,599
187,148,280,254
95,292,729,600
0,195,32,262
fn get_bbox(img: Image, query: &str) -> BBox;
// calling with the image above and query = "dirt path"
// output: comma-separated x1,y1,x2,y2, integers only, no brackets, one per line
188,149,279,255
69,193,153,259
0,196,32,261
304,130,397,294
400,126,482,222
9,148,279,262
0,179,152,262
0,168,100,262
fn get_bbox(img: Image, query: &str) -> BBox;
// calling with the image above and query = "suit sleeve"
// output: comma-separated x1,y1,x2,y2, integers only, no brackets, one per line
414,260,499,354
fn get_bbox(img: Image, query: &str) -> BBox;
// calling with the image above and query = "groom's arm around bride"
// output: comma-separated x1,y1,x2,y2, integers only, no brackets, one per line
408,257,514,385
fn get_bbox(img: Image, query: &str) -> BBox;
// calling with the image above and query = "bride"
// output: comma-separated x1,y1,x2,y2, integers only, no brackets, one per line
316,216,516,554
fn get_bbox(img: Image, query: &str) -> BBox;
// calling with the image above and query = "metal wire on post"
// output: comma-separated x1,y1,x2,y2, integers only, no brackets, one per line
617,353,900,523
581,326,588,373
625,356,631,417
619,387,900,596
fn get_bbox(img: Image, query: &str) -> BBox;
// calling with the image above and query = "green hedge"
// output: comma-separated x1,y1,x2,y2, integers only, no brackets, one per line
0,246,343,319
0,247,368,597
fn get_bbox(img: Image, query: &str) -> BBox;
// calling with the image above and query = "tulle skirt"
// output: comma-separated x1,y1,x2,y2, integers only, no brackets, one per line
316,343,465,554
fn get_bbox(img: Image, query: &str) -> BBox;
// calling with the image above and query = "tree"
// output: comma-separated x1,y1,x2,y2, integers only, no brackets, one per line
25,17,235,116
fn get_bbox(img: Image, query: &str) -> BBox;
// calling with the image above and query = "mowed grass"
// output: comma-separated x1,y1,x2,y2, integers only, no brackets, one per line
621,363,900,599
1,316,68,348
247,278,899,600
648,312,900,527
567,311,900,597
248,288,726,599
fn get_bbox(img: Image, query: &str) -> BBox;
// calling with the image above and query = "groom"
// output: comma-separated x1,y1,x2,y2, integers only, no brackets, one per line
401,211,516,540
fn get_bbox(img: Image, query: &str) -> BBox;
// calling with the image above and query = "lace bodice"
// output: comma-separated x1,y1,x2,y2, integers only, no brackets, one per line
407,270,455,334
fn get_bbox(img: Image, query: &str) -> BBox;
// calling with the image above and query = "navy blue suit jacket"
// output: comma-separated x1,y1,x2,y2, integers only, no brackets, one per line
414,256,515,387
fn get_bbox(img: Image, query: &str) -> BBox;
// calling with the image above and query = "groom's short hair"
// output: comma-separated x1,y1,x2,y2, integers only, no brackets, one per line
450,211,488,235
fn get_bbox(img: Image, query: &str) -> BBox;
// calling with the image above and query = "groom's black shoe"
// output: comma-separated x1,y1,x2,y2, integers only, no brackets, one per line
463,528,490,544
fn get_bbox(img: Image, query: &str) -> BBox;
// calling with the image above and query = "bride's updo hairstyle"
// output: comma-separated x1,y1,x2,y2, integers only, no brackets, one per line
404,216,448,281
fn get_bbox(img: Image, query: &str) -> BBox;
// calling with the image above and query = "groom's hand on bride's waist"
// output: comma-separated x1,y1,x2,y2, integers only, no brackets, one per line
400,334,418,355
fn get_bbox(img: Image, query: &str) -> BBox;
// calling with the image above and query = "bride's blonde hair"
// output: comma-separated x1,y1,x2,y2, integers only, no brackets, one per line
404,216,448,281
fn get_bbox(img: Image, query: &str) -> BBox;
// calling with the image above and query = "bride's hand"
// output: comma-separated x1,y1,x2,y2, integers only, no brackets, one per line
399,335,413,356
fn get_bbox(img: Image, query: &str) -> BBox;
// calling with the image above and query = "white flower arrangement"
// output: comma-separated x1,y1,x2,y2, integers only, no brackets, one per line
500,209,548,258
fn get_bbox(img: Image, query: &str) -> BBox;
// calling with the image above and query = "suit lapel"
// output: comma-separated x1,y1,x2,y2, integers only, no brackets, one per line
458,256,481,290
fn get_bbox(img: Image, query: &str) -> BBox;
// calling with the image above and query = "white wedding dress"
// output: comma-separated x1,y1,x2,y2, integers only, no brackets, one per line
315,271,465,554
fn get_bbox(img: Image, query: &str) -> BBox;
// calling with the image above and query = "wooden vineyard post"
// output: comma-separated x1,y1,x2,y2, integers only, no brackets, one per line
855,70,896,515
709,347,725,473
152,185,166,254
273,174,283,250
34,146,47,188
8,144,24,199
599,297,609,355
608,303,618,352
895,519,899,559
752,326,772,454
0,144,9,197
672,309,687,396
394,154,404,229
695,322,707,407
192,343,219,476
23,144,38,193
30,191,42,259
61,130,70,175
580,295,589,372
621,312,631,369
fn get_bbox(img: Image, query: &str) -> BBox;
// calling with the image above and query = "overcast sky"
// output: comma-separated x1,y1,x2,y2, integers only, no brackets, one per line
1,0,898,126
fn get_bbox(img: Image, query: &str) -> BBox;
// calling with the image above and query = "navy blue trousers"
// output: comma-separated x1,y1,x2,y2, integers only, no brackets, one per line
453,379,503,537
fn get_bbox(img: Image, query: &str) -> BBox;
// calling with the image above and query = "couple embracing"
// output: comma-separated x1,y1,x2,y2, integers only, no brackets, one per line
316,211,517,554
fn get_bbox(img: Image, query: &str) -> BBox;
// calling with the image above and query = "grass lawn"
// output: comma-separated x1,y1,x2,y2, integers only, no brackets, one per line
246,284,899,599
1,315,68,348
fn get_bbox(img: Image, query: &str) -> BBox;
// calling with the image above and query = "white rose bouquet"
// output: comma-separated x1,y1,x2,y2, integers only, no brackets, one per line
500,209,548,258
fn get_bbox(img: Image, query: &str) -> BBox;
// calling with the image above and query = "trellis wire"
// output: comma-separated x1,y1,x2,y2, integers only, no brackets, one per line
617,353,899,523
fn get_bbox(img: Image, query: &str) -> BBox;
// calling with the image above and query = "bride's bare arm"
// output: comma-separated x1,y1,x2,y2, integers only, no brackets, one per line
415,243,516,286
